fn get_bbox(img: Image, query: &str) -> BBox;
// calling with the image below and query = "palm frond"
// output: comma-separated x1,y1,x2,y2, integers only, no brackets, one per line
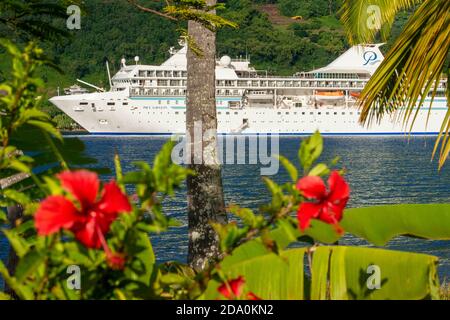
356,0,450,169
340,0,422,44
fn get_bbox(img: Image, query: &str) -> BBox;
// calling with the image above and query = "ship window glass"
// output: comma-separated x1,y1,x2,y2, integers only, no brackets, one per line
285,112,289,115
107,102,115,106
310,112,313,115
302,112,305,115
350,112,353,115
79,102,88,105
226,112,230,115
234,112,238,115
342,112,345,115
318,112,321,115
277,112,281,115
334,112,337,115
218,112,221,115
122,102,128,105
175,111,179,114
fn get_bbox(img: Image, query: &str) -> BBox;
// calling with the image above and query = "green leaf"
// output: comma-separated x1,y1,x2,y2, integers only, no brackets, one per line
0,210,6,223
114,152,123,181
325,246,440,300
308,163,330,177
3,229,30,257
299,131,323,171
220,240,272,268
342,204,450,246
8,159,31,173
14,250,46,282
0,260,34,300
277,155,298,181
27,119,61,140
302,219,342,244
204,248,306,300
124,229,155,285
0,292,11,300
3,189,31,205
311,246,331,300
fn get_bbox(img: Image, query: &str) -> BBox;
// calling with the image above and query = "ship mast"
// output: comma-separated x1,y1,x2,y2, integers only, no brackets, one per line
106,60,112,89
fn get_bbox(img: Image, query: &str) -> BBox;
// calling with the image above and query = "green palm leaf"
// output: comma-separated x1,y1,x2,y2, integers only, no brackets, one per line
341,0,450,169
340,0,421,44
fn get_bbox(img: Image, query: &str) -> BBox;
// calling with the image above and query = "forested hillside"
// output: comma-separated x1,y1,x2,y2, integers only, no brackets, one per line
0,0,411,129
31,0,410,91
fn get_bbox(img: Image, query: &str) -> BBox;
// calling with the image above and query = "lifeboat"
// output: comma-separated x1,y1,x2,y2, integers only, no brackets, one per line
315,90,345,101
350,91,361,98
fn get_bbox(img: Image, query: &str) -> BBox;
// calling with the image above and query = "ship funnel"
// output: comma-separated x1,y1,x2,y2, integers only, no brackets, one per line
309,44,385,76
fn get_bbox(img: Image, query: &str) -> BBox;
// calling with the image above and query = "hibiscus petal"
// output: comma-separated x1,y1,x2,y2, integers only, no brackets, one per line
96,181,131,215
72,217,101,249
297,202,322,231
328,200,348,222
327,171,350,202
218,283,232,299
35,196,80,235
230,276,245,297
247,292,262,300
296,176,327,199
58,170,99,210
318,204,335,224
218,276,245,299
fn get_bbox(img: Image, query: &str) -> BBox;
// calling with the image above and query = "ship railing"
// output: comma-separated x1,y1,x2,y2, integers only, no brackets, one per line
128,83,368,96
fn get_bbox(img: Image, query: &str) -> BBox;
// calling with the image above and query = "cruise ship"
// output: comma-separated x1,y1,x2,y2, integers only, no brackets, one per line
50,43,448,135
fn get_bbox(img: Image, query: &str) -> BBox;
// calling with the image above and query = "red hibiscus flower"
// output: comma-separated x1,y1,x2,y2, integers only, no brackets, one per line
296,170,350,232
218,276,261,300
106,253,126,270
35,170,132,250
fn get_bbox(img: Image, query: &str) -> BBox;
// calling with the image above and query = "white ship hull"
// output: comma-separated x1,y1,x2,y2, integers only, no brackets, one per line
51,92,447,135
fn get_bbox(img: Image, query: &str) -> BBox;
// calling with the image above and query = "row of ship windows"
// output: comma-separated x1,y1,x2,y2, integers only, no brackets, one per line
135,120,361,124
80,102,129,106
82,100,232,106
130,111,362,116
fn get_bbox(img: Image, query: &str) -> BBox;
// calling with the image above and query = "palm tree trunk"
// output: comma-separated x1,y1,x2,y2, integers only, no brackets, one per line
186,1,227,271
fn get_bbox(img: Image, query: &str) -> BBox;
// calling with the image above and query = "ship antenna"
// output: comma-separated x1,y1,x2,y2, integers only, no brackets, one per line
105,59,112,89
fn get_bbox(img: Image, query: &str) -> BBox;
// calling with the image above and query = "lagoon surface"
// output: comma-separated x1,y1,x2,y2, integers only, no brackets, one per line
1,136,449,285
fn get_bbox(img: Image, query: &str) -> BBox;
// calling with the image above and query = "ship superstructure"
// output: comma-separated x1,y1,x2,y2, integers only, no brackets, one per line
50,43,448,135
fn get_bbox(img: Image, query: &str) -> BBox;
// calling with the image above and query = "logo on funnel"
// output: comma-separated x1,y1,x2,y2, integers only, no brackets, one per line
363,51,381,66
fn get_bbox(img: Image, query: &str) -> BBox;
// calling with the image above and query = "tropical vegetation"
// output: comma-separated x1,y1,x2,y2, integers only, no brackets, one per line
0,0,449,300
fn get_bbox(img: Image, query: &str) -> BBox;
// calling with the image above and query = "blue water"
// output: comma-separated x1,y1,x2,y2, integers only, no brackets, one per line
1,136,449,288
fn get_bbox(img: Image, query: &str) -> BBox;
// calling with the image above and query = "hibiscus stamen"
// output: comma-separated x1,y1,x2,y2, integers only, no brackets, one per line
96,224,113,257
95,225,126,270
